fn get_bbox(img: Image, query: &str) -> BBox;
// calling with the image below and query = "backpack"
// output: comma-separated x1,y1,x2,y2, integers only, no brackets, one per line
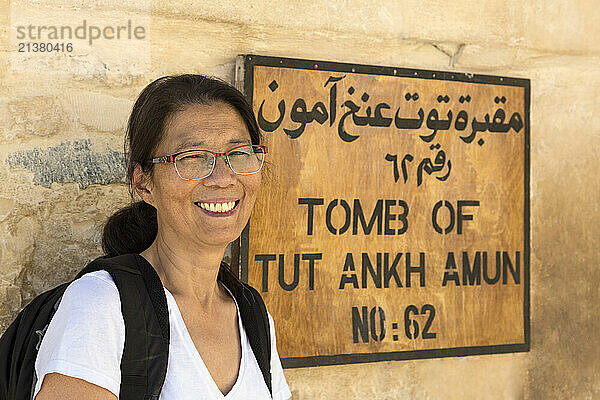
0,253,272,400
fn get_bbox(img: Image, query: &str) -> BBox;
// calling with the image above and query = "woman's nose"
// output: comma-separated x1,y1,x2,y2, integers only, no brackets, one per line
204,155,236,186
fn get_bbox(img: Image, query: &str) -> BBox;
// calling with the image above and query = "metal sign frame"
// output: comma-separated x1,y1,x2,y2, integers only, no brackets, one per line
234,54,530,368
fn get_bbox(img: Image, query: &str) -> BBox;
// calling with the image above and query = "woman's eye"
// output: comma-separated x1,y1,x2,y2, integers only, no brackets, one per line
179,153,210,162
180,154,199,160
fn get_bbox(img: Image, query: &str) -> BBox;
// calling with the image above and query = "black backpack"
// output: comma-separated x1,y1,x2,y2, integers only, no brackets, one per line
0,253,272,400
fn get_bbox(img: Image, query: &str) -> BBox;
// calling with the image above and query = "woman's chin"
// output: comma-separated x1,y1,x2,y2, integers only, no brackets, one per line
191,230,243,249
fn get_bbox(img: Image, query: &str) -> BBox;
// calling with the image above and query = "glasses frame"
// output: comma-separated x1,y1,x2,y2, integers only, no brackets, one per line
149,144,268,181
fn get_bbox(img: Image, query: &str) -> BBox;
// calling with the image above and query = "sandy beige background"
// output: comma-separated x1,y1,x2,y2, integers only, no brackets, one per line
1,1,598,399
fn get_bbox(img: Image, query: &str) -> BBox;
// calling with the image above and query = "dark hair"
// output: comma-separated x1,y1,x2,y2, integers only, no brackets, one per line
102,74,262,256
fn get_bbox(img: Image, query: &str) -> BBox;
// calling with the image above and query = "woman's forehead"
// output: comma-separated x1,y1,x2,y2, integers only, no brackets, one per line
161,102,251,152
171,137,250,154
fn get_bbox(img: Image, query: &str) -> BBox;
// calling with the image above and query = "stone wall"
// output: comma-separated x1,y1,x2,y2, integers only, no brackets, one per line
1,1,599,398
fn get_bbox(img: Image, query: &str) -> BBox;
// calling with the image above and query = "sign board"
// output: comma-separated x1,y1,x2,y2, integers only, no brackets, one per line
234,55,530,368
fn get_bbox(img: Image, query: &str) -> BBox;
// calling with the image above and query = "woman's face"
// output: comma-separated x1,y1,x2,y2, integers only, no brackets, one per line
138,102,261,249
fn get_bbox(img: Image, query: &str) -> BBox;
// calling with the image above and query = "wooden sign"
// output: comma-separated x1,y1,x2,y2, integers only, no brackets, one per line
234,55,530,368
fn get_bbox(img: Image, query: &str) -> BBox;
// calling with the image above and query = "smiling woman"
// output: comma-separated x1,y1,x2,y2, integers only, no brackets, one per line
32,75,292,400
134,102,263,252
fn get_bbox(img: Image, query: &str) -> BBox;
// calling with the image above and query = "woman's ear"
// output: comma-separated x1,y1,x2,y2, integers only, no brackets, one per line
132,164,155,206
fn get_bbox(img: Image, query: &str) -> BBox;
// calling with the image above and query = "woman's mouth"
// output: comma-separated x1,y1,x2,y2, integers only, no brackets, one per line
194,199,240,216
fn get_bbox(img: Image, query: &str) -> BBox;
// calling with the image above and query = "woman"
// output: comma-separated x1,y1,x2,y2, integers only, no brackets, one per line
34,75,292,399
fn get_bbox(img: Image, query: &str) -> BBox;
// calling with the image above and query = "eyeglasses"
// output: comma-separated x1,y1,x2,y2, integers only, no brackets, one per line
149,144,267,180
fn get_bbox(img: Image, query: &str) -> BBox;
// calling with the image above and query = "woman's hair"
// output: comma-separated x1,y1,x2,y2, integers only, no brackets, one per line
102,74,262,256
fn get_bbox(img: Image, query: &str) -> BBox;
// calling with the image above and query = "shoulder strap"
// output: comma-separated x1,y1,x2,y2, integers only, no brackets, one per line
79,254,170,400
218,263,272,397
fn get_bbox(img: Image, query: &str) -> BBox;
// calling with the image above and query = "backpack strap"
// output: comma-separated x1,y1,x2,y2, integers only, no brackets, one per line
218,263,272,397
78,254,169,400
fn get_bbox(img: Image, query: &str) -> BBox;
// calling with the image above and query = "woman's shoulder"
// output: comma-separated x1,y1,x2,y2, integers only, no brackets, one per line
68,269,118,289
43,269,124,339
38,269,125,355
34,269,125,398
61,269,121,306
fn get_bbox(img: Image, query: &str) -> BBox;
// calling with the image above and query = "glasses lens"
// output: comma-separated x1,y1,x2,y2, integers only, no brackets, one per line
227,145,265,174
174,150,214,180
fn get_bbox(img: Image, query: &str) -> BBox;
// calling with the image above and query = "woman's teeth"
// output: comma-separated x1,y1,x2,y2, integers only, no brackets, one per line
197,201,237,213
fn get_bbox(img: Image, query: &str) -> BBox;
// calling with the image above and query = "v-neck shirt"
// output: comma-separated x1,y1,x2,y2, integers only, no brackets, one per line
34,270,292,400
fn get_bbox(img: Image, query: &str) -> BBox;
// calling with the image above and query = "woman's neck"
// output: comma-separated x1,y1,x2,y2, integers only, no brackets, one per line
140,232,229,308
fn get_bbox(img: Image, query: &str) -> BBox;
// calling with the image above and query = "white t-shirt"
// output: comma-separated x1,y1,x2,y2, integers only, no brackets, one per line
34,270,292,400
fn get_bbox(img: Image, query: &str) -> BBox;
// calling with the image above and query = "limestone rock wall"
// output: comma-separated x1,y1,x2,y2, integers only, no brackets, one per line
1,1,598,398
